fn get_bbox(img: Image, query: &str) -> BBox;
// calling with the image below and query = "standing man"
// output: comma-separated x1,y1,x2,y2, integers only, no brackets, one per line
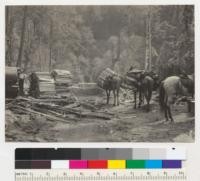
17,68,26,96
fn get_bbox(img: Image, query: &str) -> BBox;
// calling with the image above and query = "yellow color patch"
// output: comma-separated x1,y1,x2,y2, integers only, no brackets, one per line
108,160,126,169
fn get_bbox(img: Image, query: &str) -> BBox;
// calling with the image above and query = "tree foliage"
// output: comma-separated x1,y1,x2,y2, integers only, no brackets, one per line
6,5,194,82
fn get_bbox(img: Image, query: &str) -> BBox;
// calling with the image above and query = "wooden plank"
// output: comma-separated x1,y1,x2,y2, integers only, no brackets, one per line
11,105,71,123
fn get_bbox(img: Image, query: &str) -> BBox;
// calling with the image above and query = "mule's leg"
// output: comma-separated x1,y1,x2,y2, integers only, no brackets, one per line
138,91,141,108
134,91,137,109
142,93,144,104
106,90,109,104
167,106,174,122
164,96,169,122
138,90,142,108
108,90,111,104
164,105,169,122
145,94,150,112
106,90,111,104
117,89,120,106
113,89,116,106
146,89,152,112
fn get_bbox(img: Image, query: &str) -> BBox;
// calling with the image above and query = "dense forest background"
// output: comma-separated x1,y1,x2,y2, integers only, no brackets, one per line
5,5,194,82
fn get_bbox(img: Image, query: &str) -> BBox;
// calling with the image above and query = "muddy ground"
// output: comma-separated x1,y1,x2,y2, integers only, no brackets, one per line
5,91,194,142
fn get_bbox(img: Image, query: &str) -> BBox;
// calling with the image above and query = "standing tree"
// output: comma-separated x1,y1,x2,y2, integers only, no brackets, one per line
16,6,28,68
5,6,14,66
49,18,53,72
145,6,152,72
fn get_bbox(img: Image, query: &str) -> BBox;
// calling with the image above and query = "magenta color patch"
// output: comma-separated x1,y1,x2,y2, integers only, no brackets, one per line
69,160,88,169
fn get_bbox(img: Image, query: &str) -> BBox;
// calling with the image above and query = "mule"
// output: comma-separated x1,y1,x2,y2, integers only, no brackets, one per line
124,71,155,110
122,74,138,108
159,75,194,122
138,75,154,111
103,75,122,106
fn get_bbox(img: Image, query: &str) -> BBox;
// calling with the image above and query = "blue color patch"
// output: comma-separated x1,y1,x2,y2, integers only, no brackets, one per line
145,160,162,168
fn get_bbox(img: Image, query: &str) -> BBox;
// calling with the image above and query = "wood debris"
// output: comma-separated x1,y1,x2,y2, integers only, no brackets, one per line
6,94,112,124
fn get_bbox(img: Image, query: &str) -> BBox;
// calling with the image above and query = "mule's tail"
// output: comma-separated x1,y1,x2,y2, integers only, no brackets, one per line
159,82,165,111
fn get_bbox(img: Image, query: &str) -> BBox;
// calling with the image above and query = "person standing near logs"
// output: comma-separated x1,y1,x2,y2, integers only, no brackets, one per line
29,72,40,98
17,68,26,96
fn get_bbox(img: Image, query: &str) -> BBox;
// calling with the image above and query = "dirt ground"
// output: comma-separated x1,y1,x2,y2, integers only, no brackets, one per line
5,91,194,142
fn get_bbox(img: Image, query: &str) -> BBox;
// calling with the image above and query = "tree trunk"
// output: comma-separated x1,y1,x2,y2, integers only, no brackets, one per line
111,32,121,69
145,7,152,71
49,19,53,72
6,6,14,66
16,6,28,68
5,6,10,65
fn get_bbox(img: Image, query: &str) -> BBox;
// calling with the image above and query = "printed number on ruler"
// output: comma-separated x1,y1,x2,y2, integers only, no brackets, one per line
15,169,186,181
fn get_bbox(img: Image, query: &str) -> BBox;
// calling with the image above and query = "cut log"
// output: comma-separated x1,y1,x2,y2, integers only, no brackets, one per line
69,83,104,96
51,69,73,93
5,66,19,98
29,72,55,98
6,66,18,85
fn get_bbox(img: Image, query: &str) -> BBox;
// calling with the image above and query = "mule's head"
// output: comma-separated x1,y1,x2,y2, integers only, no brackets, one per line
180,75,194,97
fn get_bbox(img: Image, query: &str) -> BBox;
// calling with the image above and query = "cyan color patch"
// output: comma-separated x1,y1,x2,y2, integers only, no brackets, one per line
145,160,162,168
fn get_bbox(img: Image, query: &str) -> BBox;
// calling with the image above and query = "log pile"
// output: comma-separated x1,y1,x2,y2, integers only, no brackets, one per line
29,72,55,98
51,69,73,93
97,68,117,88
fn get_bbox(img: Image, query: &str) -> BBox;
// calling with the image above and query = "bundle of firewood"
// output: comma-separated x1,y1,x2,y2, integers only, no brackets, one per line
97,68,117,88
126,69,143,80
51,69,73,93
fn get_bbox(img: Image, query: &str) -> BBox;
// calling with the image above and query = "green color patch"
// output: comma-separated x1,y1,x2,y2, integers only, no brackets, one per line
126,160,145,168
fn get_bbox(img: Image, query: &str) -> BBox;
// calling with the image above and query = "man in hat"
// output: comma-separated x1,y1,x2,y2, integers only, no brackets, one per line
17,68,26,96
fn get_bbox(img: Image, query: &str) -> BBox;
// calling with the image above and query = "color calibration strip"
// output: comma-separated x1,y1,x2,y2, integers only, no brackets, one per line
15,160,182,169
15,148,186,160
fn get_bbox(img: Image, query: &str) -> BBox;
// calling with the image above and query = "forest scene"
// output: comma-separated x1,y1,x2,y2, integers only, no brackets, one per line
5,5,195,142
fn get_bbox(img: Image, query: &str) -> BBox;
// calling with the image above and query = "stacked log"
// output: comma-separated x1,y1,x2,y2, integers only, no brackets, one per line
126,69,143,80
5,66,19,98
69,83,104,96
123,69,144,89
51,69,73,93
29,72,55,98
97,68,117,88
121,76,138,90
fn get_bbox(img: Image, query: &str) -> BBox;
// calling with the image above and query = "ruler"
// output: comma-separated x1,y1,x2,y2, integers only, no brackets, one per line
15,169,186,181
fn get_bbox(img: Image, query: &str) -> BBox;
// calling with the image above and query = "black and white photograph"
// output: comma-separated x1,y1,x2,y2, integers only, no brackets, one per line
5,5,194,142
